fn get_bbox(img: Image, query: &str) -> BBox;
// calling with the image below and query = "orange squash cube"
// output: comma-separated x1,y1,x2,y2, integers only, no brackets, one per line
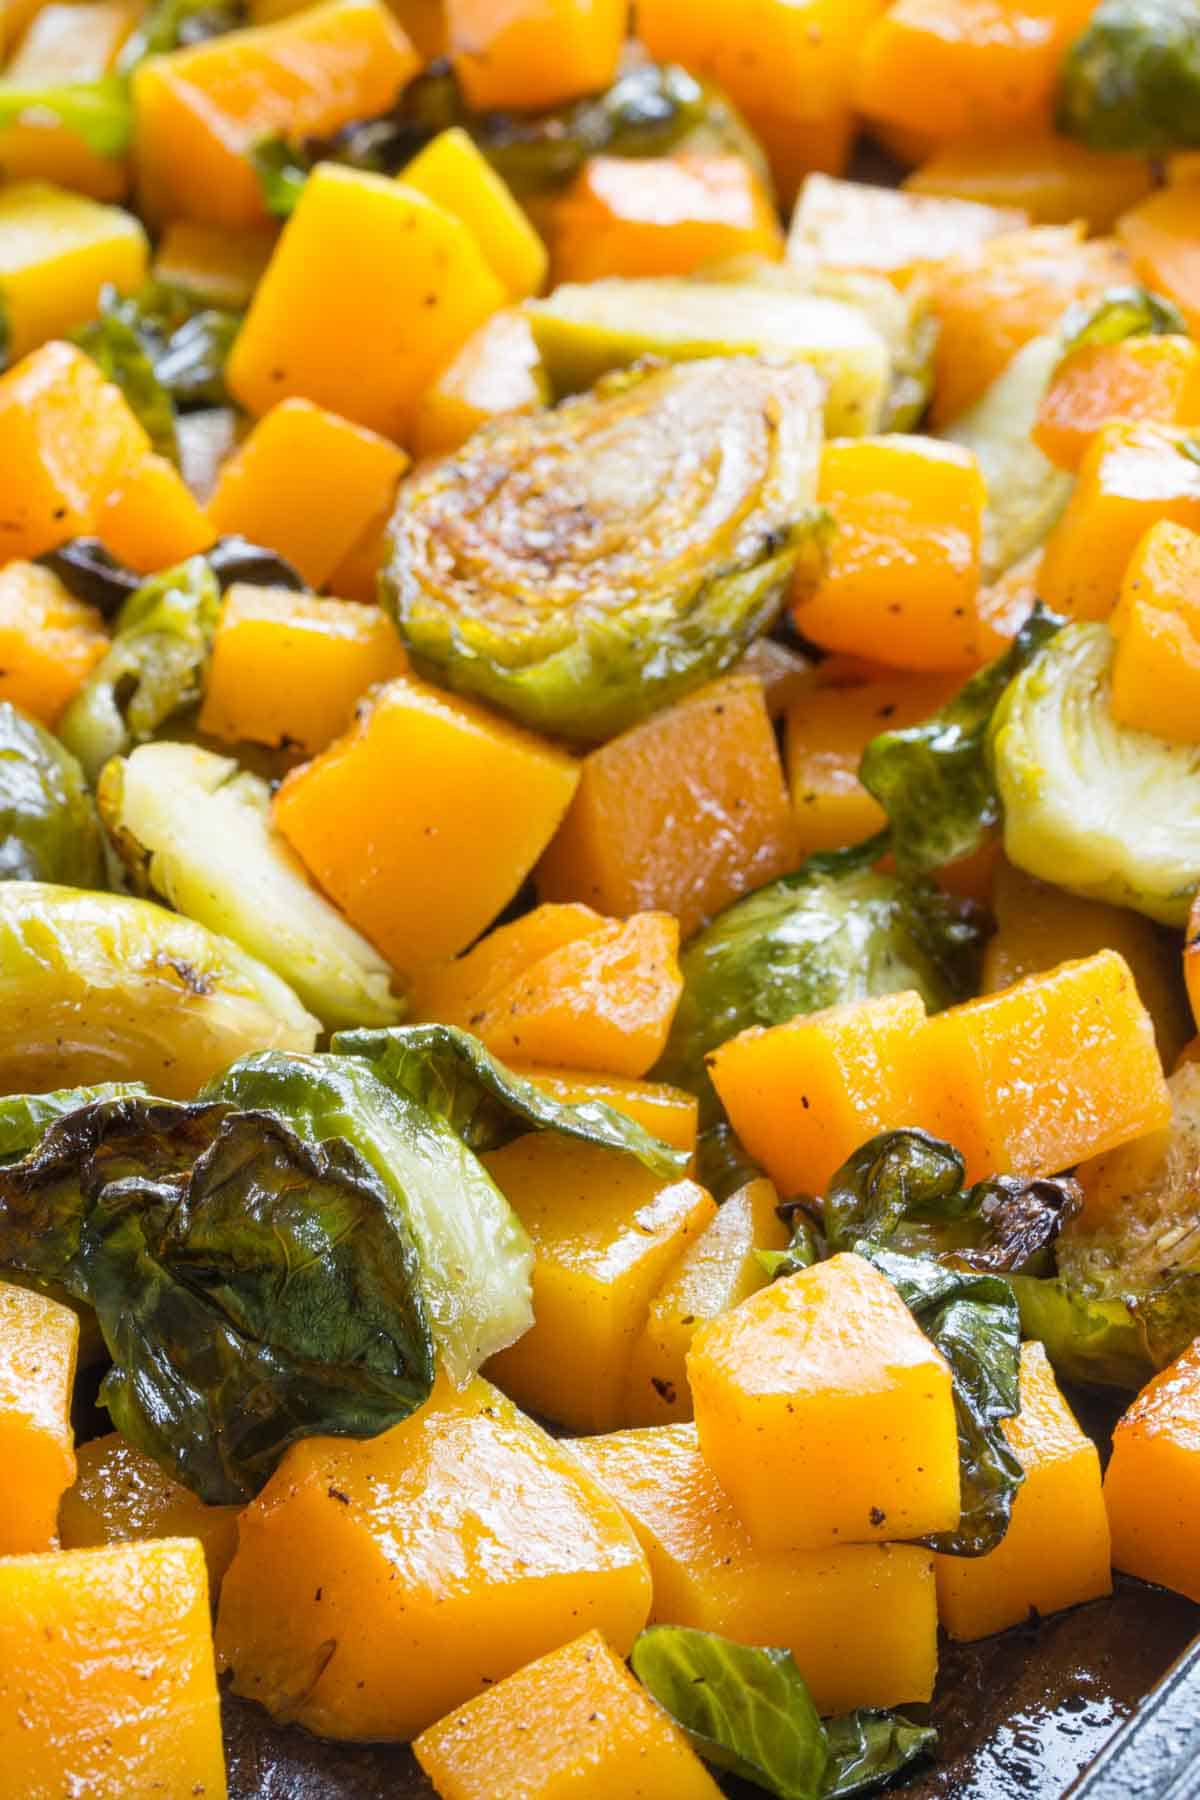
199,586,408,755
411,308,548,460
215,1375,652,1740
133,0,420,228
0,1281,77,1556
906,133,1153,232
207,398,409,588
625,1178,789,1426
0,561,109,727
688,1252,961,1552
96,450,218,573
0,182,147,364
787,173,1026,281
935,1342,1111,1640
447,0,626,112
409,902,602,1024
520,1071,699,1154
59,1432,241,1597
273,673,579,974
1033,337,1200,472
791,437,987,671
0,2,139,200
1110,518,1200,639
709,990,929,1201
574,1423,939,1714
1110,598,1200,744
552,153,784,286
1118,181,1200,336
973,548,1045,660
414,1629,723,1800
1105,1339,1200,1604
0,1540,226,1797
402,128,548,301
485,1137,716,1435
536,673,796,939
153,220,277,308
322,506,391,603
1037,422,1200,621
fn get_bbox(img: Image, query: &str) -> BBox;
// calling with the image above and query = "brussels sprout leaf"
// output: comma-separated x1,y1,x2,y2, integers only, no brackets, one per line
0,76,131,158
0,1083,146,1163
0,703,107,888
1057,0,1200,153
75,291,179,462
1062,284,1188,355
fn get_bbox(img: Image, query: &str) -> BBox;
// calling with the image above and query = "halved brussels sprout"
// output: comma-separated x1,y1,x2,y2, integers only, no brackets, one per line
385,356,826,744
98,743,402,1031
988,620,1200,925
0,702,106,888
0,882,317,1097
1057,0,1200,153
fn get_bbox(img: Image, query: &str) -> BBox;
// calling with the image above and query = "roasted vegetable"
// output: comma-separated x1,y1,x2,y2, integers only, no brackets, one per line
0,76,132,162
115,0,245,73
98,743,402,1032
989,620,1200,924
384,357,825,745
631,1628,937,1800
37,534,305,619
0,702,105,888
1057,0,1200,153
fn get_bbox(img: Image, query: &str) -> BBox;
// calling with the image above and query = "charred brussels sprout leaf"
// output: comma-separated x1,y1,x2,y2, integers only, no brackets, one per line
0,1083,146,1162
860,603,1065,878
0,703,106,888
989,620,1200,924
59,555,221,782
1057,0,1200,153
630,1627,936,1800
0,75,131,158
384,356,825,744
74,290,178,463
38,534,305,620
0,1094,434,1503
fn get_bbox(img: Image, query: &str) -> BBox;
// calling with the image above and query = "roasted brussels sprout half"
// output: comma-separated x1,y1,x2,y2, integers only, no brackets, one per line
0,703,106,888
989,620,1200,925
385,356,826,744
99,743,402,1031
0,882,317,1097
1057,0,1200,153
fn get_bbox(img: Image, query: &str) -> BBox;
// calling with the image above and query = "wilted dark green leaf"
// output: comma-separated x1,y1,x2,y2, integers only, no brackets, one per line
0,1083,146,1163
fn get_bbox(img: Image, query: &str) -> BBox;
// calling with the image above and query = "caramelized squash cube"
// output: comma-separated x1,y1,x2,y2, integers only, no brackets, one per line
1104,1339,1200,1604
0,1280,77,1555
1033,336,1200,472
96,449,217,573
446,0,626,113
0,560,109,727
402,127,548,301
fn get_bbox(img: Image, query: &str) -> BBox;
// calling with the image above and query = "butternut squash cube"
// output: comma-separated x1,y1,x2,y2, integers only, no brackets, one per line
153,221,277,308
625,1179,790,1427
536,673,796,939
215,1375,652,1741
574,1423,939,1715
409,901,602,1024
1110,518,1200,641
323,505,391,603
1104,1339,1200,1604
0,339,150,560
485,1137,717,1434
520,1070,699,1155
689,1253,960,1554
411,308,549,460
0,1,139,201
1110,597,1200,745
59,1432,241,1597
414,1628,723,1800
199,585,408,755
935,1342,1110,1641
402,128,548,301
97,450,218,573
1118,180,1200,338
788,172,1026,282
133,0,420,229
207,398,409,588
709,990,930,1201
273,672,579,973
0,561,109,727
1033,336,1200,473
227,163,507,440
0,1539,226,1797
0,182,146,363
446,0,626,112
905,134,1152,234
0,1280,77,1556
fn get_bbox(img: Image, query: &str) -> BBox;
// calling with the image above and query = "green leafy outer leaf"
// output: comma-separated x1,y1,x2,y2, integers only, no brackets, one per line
859,604,1065,878
1057,0,1200,153
1008,1275,1157,1391
205,1051,533,1385
0,1093,435,1503
251,137,312,216
0,702,107,888
0,76,132,158
58,555,221,783
1062,284,1188,353
384,356,826,745
332,1023,690,1179
74,291,179,463
0,1083,146,1163
821,1711,940,1798
116,0,244,73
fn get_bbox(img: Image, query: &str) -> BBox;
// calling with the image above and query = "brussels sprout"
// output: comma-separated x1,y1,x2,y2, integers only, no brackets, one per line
989,620,1200,924
1057,0,1200,153
98,743,401,1031
527,278,891,437
0,882,317,1097
0,76,131,159
385,356,826,744
0,703,106,888
58,555,221,782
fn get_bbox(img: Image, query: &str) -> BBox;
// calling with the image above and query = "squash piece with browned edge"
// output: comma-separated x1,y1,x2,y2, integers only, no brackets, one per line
199,586,407,756
215,1375,651,1741
905,135,1152,233
411,309,549,460
574,1423,939,1714
935,1342,1110,1641
485,1137,716,1435
402,128,548,301
537,672,796,939
133,0,420,228
0,183,146,363
0,562,109,727
207,398,409,589
520,1071,699,1155
787,173,1026,282
228,163,507,440
1033,337,1200,472
59,1432,241,1597
274,673,579,975
415,1628,723,1800
0,1281,77,1556
688,1252,961,1553
446,0,626,112
97,451,218,574
0,1539,227,1796
1104,1338,1200,1604
625,1179,789,1427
